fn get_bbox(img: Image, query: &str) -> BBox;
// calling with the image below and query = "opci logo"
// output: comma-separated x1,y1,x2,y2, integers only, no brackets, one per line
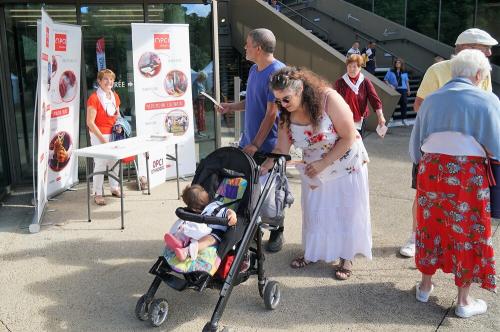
154,34,170,50
151,158,165,175
152,158,164,169
55,33,67,51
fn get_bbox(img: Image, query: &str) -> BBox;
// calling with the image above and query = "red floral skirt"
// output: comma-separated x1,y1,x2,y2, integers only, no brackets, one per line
194,97,206,132
415,153,496,292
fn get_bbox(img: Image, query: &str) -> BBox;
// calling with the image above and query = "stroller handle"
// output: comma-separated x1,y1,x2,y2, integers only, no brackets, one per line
175,207,231,226
254,152,291,161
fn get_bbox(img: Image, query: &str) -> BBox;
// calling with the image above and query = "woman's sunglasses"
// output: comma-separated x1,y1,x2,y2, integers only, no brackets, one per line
275,96,292,106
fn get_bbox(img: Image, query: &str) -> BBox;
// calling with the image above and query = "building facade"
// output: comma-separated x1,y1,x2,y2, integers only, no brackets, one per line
0,0,218,197
339,0,499,66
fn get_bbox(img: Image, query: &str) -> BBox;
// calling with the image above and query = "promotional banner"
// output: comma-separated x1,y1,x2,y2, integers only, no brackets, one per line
131,23,196,188
33,9,54,229
47,22,81,197
96,37,106,71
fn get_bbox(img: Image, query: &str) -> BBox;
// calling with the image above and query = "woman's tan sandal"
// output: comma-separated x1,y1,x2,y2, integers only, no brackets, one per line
111,190,122,198
94,195,106,206
334,258,352,280
290,256,312,269
335,267,352,280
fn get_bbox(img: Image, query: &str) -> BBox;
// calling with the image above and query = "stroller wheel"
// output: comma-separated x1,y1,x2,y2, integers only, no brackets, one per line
135,295,151,321
149,298,169,327
263,281,281,310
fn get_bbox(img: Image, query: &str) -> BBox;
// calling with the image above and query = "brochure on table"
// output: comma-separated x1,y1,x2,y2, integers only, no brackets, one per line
132,23,196,188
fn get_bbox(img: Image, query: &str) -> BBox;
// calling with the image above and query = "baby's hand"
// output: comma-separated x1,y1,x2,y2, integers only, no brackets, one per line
227,209,237,226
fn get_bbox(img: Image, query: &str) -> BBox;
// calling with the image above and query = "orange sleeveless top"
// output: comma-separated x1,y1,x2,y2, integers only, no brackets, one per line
87,91,120,134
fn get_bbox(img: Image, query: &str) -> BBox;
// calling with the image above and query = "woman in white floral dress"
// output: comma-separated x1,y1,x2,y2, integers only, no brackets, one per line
261,67,372,279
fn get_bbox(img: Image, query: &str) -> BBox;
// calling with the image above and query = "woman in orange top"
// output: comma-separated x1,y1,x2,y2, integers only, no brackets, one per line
86,69,121,205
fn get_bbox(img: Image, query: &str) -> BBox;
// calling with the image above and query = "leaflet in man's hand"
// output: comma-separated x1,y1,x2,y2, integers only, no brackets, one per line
200,91,221,107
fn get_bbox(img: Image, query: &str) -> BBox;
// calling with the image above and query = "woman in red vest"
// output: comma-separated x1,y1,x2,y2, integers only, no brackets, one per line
334,54,385,137
86,69,121,205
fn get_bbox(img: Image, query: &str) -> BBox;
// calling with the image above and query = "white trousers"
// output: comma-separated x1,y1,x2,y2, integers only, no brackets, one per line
90,133,119,195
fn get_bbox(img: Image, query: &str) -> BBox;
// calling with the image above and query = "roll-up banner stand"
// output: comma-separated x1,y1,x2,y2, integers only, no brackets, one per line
31,9,54,233
31,9,81,233
131,23,196,188
46,22,82,198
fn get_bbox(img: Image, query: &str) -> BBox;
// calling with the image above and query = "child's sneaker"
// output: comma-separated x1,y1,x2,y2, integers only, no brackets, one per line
174,247,188,261
164,233,183,250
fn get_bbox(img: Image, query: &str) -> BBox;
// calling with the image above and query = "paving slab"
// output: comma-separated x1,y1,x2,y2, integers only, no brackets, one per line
0,127,498,332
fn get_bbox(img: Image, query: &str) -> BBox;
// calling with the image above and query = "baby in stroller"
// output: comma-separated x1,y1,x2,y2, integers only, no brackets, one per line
135,147,289,330
164,184,237,261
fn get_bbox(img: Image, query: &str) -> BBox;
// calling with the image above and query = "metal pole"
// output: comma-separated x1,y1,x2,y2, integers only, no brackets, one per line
233,76,241,142
119,160,124,230
404,0,407,27
473,0,478,27
145,152,151,195
86,158,91,222
212,0,222,148
437,0,442,41
175,144,180,199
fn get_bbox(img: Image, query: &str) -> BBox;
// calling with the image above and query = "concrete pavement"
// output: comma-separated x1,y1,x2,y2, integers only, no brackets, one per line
0,127,498,331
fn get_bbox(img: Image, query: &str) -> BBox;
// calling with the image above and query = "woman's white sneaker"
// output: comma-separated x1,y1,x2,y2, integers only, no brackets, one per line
416,282,434,302
455,299,487,318
400,233,416,257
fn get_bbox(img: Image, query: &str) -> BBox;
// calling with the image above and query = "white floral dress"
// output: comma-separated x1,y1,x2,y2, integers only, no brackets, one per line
289,90,372,262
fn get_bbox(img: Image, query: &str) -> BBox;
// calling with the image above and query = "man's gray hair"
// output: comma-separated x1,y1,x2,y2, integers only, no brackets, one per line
451,49,491,81
248,28,276,54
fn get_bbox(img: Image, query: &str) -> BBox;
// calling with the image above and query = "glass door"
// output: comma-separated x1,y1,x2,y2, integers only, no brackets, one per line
0,91,9,194
80,4,143,137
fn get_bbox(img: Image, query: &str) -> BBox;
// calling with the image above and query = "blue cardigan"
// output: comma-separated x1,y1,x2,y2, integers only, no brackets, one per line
384,70,409,90
409,78,500,163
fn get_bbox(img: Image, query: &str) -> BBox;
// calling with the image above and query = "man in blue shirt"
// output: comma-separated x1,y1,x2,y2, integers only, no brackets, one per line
218,28,285,252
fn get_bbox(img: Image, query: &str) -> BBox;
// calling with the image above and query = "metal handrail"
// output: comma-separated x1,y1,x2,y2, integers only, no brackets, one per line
281,0,425,74
276,1,330,41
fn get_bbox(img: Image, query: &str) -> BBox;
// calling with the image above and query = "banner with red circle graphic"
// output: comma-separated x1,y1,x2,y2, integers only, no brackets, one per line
132,23,196,188
34,10,81,230
46,21,81,198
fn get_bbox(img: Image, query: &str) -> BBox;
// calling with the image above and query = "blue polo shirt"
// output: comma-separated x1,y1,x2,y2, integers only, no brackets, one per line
240,59,285,153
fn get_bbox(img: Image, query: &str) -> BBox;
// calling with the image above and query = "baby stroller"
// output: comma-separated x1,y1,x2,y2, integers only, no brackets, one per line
135,147,291,331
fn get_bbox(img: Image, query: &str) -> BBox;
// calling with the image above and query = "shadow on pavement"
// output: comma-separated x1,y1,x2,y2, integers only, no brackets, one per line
1,238,446,331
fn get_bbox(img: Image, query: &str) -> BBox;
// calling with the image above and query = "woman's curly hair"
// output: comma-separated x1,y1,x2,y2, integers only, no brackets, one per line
269,66,330,129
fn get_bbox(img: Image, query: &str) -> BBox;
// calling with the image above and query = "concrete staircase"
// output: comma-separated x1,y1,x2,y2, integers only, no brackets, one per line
280,1,423,120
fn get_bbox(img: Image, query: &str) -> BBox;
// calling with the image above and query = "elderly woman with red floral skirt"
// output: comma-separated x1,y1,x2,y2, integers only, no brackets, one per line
409,49,499,318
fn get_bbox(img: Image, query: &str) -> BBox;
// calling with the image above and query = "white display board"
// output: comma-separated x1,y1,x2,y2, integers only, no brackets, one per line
131,23,196,188
46,22,81,197
32,9,54,231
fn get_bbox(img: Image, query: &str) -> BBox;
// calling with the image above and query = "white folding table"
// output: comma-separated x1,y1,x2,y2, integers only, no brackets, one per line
74,136,180,229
